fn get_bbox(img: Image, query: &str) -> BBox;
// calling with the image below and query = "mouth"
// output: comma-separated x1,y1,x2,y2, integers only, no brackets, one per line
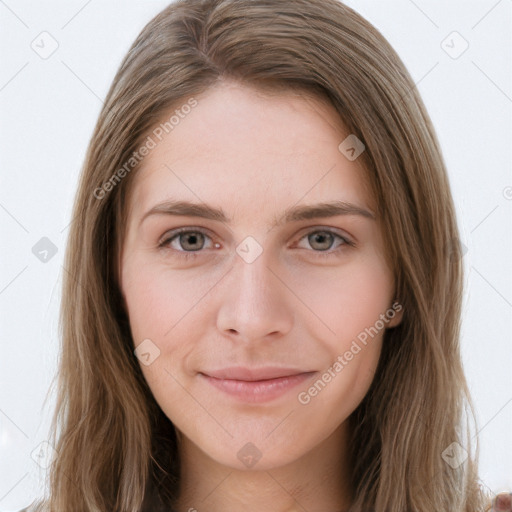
199,367,318,403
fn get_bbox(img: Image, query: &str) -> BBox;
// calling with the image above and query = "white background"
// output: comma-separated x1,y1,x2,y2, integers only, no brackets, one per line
0,0,511,509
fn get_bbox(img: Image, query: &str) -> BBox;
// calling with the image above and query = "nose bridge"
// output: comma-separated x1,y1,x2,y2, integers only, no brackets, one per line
231,246,280,315
237,252,273,303
216,242,293,340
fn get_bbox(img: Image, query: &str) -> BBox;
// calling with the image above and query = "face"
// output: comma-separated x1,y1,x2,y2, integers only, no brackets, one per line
119,81,402,471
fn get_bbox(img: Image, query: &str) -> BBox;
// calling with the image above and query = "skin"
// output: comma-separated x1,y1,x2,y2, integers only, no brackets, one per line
119,80,403,512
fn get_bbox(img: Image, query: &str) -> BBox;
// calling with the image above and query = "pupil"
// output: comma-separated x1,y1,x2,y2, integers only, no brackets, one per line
181,232,204,251
309,232,333,251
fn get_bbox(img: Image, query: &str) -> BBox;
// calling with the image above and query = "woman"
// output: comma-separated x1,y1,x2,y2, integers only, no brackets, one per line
21,0,508,510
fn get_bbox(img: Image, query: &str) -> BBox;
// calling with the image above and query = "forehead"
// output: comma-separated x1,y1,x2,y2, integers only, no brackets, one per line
127,81,374,225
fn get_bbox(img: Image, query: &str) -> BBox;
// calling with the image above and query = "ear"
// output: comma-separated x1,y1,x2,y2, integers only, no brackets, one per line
385,300,403,328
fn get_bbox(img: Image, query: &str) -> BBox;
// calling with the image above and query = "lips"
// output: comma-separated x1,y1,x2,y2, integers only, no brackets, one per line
199,366,317,403
202,366,311,381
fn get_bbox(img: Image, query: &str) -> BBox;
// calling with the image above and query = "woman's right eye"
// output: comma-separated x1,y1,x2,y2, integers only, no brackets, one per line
158,228,216,254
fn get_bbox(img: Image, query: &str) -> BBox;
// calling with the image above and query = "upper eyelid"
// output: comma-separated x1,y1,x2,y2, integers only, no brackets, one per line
295,226,353,242
159,226,213,244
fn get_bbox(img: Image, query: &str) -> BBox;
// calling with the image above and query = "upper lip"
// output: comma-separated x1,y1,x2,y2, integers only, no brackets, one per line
201,366,313,381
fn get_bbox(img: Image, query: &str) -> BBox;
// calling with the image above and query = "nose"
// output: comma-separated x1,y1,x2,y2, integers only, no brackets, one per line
215,247,294,344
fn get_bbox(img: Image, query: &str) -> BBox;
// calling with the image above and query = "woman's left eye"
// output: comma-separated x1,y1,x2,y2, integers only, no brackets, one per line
295,229,355,256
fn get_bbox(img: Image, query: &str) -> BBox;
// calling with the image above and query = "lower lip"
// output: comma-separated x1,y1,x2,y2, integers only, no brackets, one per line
200,372,317,403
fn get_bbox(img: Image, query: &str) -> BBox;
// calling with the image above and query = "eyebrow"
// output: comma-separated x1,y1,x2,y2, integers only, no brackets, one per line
139,199,376,228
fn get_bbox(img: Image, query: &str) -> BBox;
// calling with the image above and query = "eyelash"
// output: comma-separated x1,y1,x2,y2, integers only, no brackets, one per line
157,227,355,260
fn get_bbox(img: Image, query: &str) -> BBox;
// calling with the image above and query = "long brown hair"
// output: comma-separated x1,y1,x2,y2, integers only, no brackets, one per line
29,0,491,510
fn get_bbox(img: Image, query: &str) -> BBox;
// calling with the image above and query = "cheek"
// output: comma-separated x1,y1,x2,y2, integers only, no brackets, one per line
292,265,391,433
288,254,394,345
287,256,392,405
288,337,382,458
121,260,209,418
121,258,219,345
